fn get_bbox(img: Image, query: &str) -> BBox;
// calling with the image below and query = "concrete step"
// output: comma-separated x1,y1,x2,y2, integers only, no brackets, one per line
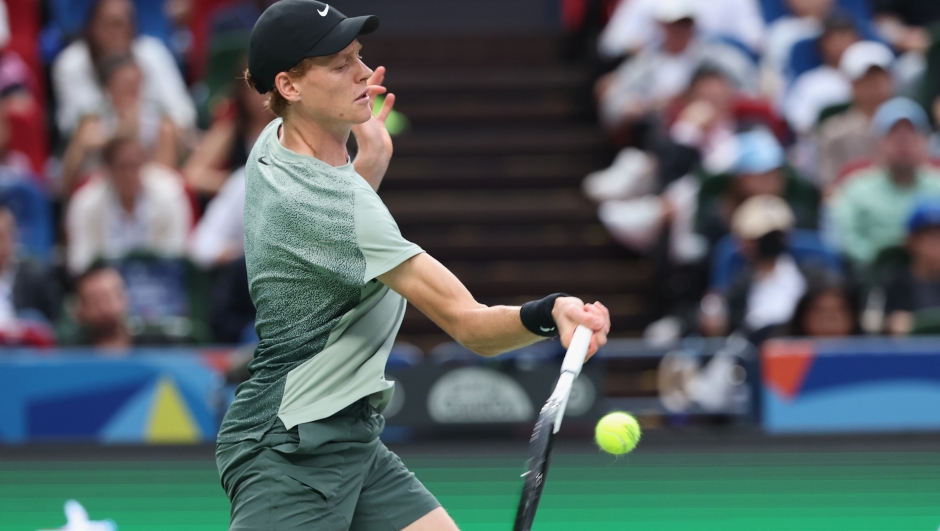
401,223,629,260
381,153,610,190
391,124,609,156
381,188,598,225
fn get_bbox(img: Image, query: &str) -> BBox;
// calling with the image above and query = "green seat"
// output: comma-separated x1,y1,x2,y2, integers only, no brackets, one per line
912,307,940,335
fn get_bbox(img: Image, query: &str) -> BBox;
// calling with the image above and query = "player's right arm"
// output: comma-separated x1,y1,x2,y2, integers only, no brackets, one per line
378,253,610,357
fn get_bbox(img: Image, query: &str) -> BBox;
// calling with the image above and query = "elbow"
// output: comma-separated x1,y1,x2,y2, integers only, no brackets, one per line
450,327,502,358
459,340,502,358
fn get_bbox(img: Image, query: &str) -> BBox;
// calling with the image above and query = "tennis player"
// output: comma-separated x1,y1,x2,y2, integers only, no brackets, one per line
215,2,611,530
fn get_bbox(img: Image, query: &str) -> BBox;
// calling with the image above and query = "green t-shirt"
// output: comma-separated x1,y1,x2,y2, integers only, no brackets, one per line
218,119,423,443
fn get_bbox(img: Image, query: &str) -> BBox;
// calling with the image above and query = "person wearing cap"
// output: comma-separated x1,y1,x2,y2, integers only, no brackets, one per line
699,194,808,338
698,129,817,250
596,0,757,137
830,97,940,268
816,40,896,189
783,12,860,135
884,200,940,335
214,2,611,530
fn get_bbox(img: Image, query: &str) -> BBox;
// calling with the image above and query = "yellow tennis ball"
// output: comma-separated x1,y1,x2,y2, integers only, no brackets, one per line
595,412,641,455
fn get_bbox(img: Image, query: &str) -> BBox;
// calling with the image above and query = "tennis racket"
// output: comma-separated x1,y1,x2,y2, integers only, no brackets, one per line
513,325,593,531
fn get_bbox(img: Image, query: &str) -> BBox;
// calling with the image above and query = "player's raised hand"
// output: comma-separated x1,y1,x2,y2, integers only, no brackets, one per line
351,66,396,189
552,297,610,359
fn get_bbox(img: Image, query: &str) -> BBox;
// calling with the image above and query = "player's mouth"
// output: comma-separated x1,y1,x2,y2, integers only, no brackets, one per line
354,90,370,104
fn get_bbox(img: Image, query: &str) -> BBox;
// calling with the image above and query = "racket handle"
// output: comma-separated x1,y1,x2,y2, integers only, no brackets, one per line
560,325,592,377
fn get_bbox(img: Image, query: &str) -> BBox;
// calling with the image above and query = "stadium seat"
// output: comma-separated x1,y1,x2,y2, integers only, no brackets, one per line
709,229,844,292
4,0,44,99
761,0,875,27
0,180,53,263
911,308,940,335
5,96,50,177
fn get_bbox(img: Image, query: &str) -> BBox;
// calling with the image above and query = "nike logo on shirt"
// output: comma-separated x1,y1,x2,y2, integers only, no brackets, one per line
318,5,329,16
259,157,270,165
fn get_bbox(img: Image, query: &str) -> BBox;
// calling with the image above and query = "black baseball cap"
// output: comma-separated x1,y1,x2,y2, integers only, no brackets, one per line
248,0,379,94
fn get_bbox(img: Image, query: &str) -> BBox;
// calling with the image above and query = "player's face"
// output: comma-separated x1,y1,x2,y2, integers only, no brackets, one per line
294,40,374,128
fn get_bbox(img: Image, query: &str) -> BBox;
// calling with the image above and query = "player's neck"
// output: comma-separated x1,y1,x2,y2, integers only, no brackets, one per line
279,115,351,167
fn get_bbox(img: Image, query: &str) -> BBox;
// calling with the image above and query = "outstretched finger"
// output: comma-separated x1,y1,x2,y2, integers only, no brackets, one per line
368,66,386,87
367,85,388,97
376,93,396,122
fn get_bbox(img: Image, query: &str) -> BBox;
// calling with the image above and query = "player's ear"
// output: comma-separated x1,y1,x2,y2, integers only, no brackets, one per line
274,72,302,103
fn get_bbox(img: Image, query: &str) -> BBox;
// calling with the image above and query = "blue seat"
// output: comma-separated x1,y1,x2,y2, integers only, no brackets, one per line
0,180,53,264
709,229,844,293
784,4,881,84
761,0,875,24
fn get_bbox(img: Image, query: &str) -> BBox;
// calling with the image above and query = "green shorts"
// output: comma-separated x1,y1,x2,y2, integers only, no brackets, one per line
216,399,440,531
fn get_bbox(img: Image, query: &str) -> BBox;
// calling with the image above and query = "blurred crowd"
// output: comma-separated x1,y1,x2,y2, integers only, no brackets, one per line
7,0,940,350
0,0,272,348
579,0,940,344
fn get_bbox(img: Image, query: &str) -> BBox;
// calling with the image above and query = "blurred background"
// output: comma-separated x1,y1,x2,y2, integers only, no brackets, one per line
1,0,940,529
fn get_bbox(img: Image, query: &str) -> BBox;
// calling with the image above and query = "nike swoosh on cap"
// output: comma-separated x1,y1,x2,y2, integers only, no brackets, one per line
318,5,329,16
539,326,556,333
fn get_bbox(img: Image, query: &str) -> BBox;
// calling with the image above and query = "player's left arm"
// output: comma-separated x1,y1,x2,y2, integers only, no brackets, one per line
352,66,396,191
378,253,611,357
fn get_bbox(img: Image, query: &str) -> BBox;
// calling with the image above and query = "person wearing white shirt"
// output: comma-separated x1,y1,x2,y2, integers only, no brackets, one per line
762,0,835,101
782,14,859,135
189,167,245,268
65,136,191,275
597,0,758,131
598,0,765,59
51,0,196,135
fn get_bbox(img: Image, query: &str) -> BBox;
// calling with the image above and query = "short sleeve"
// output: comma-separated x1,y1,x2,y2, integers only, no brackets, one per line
354,187,423,282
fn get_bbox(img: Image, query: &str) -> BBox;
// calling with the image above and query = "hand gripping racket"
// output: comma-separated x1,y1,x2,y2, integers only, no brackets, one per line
513,325,593,531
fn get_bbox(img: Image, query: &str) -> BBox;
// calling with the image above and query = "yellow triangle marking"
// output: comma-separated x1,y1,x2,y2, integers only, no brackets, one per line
146,377,200,443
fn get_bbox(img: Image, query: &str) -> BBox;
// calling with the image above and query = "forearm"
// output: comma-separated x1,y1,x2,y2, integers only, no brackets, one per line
443,304,541,356
380,253,610,357
379,253,539,355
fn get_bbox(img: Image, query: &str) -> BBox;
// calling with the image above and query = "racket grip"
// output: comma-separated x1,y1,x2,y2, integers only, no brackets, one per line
560,325,592,377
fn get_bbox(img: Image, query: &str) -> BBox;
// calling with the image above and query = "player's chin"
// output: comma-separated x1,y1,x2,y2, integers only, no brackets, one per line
350,104,373,124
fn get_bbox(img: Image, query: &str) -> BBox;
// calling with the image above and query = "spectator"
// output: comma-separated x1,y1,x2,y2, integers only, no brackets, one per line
597,0,765,60
783,13,859,135
762,0,834,100
65,136,191,275
830,97,940,268
596,0,757,138
182,63,272,196
51,0,196,135
786,272,861,337
872,0,938,55
884,200,940,335
65,262,182,348
189,167,245,268
699,195,808,338
816,41,896,190
698,129,816,249
0,201,58,325
60,54,179,194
